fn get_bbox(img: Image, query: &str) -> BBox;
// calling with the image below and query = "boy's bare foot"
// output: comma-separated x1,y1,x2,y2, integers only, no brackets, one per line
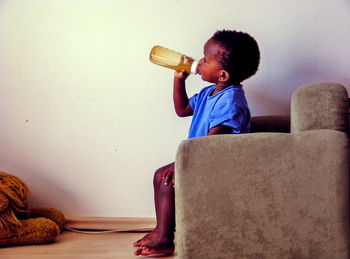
133,229,158,247
134,237,174,256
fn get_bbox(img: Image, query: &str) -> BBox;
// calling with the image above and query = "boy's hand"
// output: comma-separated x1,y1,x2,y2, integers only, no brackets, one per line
162,163,175,187
174,70,189,81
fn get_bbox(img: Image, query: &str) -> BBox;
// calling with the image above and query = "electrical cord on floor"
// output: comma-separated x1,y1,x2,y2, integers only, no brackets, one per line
64,226,152,234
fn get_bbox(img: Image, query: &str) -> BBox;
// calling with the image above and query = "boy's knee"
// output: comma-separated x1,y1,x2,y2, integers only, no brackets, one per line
159,180,175,194
153,167,164,187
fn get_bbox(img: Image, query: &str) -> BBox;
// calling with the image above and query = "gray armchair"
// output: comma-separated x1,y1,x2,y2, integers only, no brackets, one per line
175,82,349,258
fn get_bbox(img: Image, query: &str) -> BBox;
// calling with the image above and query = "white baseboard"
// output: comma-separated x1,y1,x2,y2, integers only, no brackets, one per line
65,217,156,231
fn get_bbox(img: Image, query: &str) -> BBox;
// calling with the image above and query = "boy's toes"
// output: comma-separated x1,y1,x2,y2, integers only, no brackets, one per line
140,245,174,256
134,247,143,256
133,240,141,247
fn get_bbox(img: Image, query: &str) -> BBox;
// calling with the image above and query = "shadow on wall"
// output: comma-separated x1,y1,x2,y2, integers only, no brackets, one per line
292,55,350,89
1,163,82,216
27,170,82,216
247,87,291,116
248,52,350,116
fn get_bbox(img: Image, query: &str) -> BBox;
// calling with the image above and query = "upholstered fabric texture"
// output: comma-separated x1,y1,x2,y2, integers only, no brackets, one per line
175,131,349,258
175,82,349,259
291,82,348,133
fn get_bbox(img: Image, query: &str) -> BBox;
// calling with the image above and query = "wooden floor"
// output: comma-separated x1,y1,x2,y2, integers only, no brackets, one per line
0,230,178,258
0,218,178,258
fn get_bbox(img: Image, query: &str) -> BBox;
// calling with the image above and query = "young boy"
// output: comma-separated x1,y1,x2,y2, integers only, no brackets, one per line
134,29,260,256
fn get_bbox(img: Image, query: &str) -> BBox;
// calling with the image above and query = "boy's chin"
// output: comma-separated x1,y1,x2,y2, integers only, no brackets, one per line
200,74,209,82
202,78,215,84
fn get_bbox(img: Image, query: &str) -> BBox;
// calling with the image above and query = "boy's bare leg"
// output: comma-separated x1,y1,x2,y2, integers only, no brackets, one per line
133,163,174,247
134,163,175,256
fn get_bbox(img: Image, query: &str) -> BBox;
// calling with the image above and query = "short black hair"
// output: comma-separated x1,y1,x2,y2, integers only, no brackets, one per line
211,29,260,84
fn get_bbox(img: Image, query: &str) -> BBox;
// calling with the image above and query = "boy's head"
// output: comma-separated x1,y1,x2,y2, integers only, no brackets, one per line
206,30,260,84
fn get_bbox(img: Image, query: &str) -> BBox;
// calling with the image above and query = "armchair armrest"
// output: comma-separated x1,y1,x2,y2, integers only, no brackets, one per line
175,130,349,258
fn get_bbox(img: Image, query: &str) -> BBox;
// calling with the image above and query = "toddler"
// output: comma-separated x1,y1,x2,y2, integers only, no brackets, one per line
134,29,260,256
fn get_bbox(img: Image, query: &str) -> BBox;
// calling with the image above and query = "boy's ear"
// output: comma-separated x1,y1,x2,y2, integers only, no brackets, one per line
218,70,230,82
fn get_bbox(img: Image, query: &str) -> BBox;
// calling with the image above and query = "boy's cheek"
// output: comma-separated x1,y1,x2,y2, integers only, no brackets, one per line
197,66,203,75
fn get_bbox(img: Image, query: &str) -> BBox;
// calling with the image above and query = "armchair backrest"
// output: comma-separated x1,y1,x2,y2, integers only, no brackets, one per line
250,115,290,133
291,82,349,133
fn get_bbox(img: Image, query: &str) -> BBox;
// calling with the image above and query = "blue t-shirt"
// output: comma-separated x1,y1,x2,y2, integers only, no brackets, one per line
188,84,250,139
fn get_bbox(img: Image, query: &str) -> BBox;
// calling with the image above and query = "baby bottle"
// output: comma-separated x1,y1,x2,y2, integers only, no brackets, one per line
149,45,198,74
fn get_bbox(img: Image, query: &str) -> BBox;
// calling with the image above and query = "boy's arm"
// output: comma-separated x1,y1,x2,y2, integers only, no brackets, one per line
208,125,232,135
173,71,193,117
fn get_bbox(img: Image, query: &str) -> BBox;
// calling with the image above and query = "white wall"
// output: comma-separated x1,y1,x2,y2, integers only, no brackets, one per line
0,0,349,217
